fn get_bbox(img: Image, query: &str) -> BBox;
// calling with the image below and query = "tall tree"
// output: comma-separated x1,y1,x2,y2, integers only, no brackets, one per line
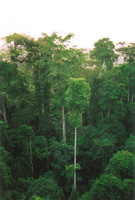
51,46,86,142
5,33,40,63
90,38,118,69
39,33,85,140
66,78,90,189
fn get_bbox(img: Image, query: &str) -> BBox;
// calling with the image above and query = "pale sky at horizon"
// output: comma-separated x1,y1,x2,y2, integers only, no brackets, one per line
0,0,135,48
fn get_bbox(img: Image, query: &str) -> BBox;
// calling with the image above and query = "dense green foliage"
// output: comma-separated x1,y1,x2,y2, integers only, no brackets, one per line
0,33,135,200
66,78,90,127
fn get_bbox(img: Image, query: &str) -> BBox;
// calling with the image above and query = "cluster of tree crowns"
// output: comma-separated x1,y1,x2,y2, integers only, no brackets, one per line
0,32,135,200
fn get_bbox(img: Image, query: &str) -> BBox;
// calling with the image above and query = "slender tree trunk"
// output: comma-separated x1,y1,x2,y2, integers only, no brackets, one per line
62,107,66,143
128,87,130,102
74,127,77,190
100,110,104,119
107,108,110,117
0,96,8,123
41,102,45,114
29,138,34,176
2,103,7,123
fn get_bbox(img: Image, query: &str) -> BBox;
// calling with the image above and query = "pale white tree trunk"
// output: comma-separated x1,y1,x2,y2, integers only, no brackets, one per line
74,127,77,189
62,107,66,143
2,102,7,124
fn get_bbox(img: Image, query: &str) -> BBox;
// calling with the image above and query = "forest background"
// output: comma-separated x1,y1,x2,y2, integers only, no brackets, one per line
0,33,135,200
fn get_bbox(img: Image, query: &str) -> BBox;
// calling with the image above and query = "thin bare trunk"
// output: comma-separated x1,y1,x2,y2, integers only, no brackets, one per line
107,108,110,117
100,110,104,119
29,138,34,176
62,107,66,143
2,102,7,123
74,127,77,190
0,96,8,123
128,87,130,102
42,103,45,114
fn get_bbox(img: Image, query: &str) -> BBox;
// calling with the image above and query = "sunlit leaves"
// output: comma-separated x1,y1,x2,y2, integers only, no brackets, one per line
90,37,118,69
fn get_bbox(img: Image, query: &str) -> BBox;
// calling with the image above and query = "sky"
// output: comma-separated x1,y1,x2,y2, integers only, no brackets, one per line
0,0,135,48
